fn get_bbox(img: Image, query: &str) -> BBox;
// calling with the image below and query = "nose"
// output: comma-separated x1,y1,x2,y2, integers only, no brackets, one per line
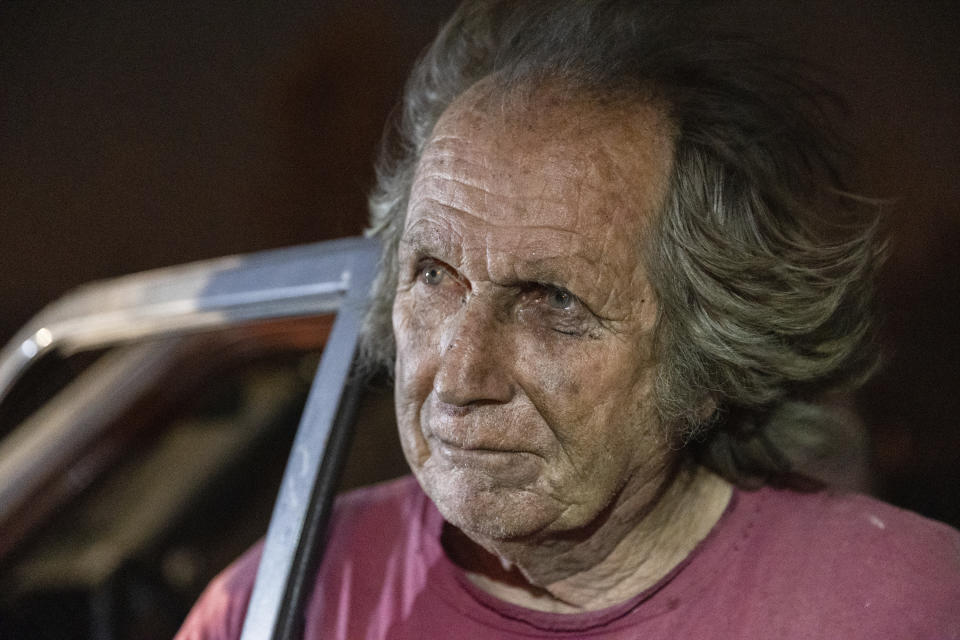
434,299,513,407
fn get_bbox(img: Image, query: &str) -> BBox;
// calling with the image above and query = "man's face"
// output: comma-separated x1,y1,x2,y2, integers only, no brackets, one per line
392,84,676,543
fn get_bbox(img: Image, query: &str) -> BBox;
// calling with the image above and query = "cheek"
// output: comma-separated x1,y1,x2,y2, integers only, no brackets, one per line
511,341,594,452
515,337,658,446
514,335,629,406
392,294,436,394
392,278,466,383
392,294,437,465
393,291,464,413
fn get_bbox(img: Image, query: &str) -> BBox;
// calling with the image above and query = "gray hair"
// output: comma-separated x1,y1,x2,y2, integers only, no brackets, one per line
361,0,885,488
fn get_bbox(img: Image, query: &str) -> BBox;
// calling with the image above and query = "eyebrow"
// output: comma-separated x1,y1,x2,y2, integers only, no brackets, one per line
398,221,460,261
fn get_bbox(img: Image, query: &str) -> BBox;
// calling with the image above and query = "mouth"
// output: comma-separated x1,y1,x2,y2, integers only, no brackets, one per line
433,436,531,457
430,439,542,486
430,436,541,475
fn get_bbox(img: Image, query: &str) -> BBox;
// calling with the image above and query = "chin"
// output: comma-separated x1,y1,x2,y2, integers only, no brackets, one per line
418,466,560,541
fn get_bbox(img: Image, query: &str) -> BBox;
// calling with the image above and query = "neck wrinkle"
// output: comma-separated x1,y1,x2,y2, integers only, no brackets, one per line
446,462,733,614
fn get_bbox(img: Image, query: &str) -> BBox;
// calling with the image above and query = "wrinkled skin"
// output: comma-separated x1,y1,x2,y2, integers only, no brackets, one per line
392,82,731,611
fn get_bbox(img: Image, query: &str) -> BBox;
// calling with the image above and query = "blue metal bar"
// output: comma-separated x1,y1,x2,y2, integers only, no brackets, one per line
239,238,378,640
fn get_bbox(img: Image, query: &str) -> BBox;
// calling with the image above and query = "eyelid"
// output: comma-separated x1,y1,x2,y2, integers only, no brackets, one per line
413,256,445,276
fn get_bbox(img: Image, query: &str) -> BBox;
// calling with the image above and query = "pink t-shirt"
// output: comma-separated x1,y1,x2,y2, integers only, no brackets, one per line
176,475,960,639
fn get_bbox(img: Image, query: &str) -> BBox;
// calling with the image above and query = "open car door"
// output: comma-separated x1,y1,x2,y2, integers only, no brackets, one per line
0,236,379,640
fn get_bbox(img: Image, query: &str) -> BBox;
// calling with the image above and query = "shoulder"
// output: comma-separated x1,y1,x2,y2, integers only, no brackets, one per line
741,486,960,635
752,486,960,569
174,476,422,640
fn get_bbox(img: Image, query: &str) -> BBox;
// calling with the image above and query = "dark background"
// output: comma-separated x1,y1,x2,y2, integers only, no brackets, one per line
1,0,958,531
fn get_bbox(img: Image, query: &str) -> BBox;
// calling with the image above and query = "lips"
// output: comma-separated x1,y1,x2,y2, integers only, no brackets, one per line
435,440,528,459
430,438,542,485
429,429,533,456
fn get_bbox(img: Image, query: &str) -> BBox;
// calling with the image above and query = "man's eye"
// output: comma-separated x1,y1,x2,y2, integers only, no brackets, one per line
545,287,574,310
421,265,446,285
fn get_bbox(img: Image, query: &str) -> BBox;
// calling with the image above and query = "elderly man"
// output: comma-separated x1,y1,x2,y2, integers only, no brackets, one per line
177,1,960,638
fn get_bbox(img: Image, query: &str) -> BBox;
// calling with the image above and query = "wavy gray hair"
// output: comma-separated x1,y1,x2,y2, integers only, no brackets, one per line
361,0,885,487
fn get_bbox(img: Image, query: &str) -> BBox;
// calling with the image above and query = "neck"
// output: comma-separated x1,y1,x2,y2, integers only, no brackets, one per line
442,461,732,613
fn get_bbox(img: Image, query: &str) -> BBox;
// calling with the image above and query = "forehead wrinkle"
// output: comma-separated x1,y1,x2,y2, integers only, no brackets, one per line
424,137,610,187
430,90,672,182
414,153,588,211
424,135,557,175
414,156,649,245
413,181,574,219
409,197,584,241
425,137,586,178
